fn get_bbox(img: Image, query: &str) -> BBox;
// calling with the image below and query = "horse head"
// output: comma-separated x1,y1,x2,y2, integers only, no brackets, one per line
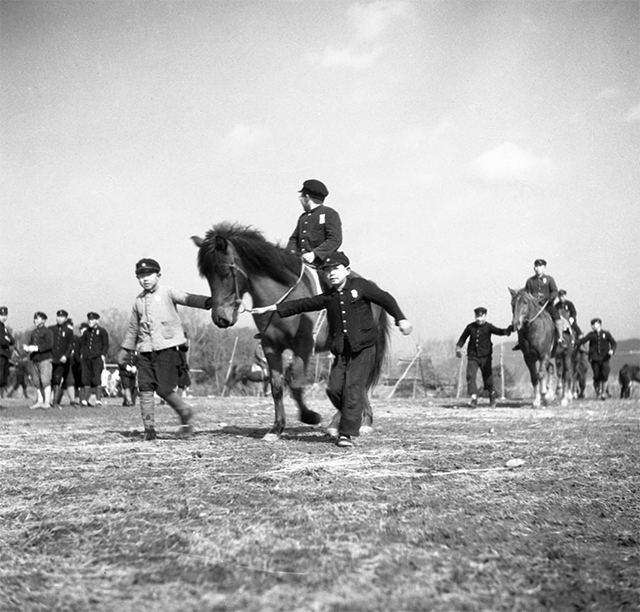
192,232,249,328
509,287,534,332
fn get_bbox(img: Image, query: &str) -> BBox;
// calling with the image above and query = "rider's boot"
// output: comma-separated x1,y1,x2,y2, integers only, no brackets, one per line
555,320,566,346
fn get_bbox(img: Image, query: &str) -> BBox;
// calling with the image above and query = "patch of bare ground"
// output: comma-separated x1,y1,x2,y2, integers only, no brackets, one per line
0,396,638,611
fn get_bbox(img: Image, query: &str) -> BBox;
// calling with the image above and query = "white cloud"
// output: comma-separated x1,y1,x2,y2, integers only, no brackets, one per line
311,1,410,70
472,142,552,184
347,1,411,42
624,102,640,123
219,124,269,155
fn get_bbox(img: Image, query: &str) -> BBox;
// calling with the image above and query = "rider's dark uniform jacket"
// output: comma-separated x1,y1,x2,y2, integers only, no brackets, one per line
558,299,577,320
276,276,405,355
50,323,74,364
286,204,342,264
456,322,510,359
578,330,617,362
524,274,559,303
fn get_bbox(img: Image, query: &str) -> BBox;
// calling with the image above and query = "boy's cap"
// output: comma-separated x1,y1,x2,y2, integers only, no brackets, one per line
474,307,487,315
56,309,68,317
0,306,7,315
87,312,100,320
299,179,329,201
558,289,567,296
534,258,547,266
34,311,47,320
590,317,602,325
136,258,161,275
321,251,350,269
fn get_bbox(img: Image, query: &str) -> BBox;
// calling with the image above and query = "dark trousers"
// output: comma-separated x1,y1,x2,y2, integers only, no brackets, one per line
326,344,376,437
137,347,182,399
466,355,494,396
52,361,71,387
591,359,611,385
81,356,104,387
0,355,10,388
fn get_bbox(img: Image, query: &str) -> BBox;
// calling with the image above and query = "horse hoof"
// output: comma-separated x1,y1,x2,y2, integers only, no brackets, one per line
301,411,322,426
262,432,280,442
359,425,373,435
561,397,569,407
326,427,339,439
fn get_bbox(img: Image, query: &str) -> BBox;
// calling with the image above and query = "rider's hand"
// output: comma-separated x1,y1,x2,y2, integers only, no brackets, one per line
455,348,462,358
398,319,413,335
251,305,276,316
302,252,315,264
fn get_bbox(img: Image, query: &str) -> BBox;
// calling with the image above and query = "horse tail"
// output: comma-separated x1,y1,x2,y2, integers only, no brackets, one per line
367,308,390,389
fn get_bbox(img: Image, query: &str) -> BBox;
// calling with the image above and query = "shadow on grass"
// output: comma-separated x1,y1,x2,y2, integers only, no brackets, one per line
107,424,332,444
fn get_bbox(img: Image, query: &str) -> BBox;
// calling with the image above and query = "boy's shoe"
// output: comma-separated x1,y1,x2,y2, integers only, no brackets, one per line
81,400,88,407
29,401,46,410
336,435,354,448
144,429,157,441
95,400,102,407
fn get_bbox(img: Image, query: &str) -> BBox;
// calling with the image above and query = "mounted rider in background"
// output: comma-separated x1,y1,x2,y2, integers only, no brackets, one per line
514,258,565,350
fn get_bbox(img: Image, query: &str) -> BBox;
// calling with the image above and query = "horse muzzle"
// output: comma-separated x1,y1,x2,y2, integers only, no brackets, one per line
211,306,238,329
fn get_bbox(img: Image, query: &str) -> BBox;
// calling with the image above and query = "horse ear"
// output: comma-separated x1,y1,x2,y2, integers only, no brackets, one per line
191,235,204,248
214,235,228,252
508,287,517,297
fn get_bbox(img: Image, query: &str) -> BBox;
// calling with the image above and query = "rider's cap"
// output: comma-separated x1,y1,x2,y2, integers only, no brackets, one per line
34,311,48,320
534,258,547,266
56,309,68,317
474,307,487,315
135,258,161,276
558,289,567,296
0,306,7,315
590,317,602,325
299,179,329,201
321,251,350,269
87,312,100,320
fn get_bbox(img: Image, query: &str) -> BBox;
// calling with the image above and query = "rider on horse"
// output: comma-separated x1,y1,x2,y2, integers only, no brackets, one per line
286,179,342,268
514,258,565,349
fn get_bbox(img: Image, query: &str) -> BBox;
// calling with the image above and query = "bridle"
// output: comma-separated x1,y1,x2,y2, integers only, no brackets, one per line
515,293,549,327
218,250,307,319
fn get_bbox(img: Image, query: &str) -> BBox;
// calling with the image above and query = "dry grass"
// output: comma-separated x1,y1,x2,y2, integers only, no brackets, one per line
0,394,638,612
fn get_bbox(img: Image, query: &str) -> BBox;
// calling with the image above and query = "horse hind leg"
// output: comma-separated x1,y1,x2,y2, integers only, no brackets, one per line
287,356,321,426
360,394,374,435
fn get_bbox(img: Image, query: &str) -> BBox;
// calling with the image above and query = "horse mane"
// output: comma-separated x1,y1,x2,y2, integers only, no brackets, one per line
196,222,302,286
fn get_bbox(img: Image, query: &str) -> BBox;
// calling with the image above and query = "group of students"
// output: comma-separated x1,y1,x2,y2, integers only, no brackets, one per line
454,258,618,405
0,307,110,409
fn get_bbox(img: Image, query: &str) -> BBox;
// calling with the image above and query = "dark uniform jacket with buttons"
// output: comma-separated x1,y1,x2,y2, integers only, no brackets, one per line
28,326,54,362
0,321,15,359
286,204,342,264
456,322,510,359
558,299,577,320
276,276,405,355
80,325,110,359
524,274,559,304
577,330,617,362
49,323,74,364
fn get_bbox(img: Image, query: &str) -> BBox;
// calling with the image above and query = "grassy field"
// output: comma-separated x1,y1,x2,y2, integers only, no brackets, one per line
0,393,638,612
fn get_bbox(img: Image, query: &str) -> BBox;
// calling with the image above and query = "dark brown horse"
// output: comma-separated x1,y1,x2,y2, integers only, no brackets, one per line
510,288,572,407
192,223,389,440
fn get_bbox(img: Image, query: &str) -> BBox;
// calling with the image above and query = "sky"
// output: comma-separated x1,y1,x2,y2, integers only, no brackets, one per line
1,0,639,353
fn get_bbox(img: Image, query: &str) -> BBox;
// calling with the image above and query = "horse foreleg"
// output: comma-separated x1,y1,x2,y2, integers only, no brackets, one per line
288,354,321,426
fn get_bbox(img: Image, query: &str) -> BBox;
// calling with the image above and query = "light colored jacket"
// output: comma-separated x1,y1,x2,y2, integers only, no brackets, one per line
122,285,209,353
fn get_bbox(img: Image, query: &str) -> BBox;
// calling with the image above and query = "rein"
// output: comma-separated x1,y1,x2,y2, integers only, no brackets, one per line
528,299,549,324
